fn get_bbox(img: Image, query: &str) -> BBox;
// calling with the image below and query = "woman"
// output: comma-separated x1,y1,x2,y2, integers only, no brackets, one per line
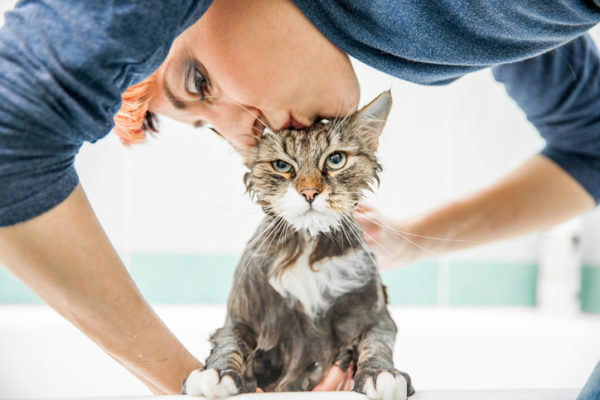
0,0,598,398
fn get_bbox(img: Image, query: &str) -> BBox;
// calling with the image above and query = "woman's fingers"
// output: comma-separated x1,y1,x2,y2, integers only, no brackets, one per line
343,361,355,391
353,203,384,247
312,363,351,391
354,203,415,269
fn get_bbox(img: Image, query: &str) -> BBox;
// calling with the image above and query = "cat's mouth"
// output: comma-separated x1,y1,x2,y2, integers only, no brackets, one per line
275,187,344,236
281,207,341,237
286,207,325,220
301,207,318,215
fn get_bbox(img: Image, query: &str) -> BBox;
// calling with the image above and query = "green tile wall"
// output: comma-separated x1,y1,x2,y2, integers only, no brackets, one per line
0,254,598,313
448,261,537,306
581,265,600,313
381,261,438,305
128,254,238,304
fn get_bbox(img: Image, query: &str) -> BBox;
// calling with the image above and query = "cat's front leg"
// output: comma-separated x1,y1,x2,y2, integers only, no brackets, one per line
353,313,415,400
182,324,256,398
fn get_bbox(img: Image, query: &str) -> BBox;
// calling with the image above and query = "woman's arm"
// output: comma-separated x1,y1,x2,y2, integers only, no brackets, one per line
0,184,202,394
358,154,595,267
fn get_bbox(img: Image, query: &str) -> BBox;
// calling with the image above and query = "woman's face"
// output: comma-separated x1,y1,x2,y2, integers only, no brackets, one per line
150,0,360,148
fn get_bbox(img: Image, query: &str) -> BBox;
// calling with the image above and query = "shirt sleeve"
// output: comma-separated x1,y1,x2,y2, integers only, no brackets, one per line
0,0,210,226
492,34,600,204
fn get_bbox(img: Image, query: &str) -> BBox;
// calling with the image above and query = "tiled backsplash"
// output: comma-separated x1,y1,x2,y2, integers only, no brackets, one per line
1,254,598,312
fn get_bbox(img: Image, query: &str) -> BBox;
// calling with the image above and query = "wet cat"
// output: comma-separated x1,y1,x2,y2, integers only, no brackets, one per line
182,91,414,400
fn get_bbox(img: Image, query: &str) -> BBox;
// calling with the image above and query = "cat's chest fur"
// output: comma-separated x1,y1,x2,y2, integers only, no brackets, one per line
268,241,373,319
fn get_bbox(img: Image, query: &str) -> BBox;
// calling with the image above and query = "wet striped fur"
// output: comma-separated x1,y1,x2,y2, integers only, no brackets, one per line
183,92,414,399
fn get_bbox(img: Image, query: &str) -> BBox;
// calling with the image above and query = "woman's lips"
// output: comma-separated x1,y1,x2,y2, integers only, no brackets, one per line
281,116,309,130
290,117,308,129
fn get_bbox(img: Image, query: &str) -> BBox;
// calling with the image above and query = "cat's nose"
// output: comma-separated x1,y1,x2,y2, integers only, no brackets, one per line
300,188,320,204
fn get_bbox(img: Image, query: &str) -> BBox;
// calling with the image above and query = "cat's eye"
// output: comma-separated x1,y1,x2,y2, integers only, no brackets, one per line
325,152,347,171
186,62,211,101
272,160,294,173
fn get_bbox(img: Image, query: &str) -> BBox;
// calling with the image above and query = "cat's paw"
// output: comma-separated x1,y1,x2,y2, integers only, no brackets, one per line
181,368,240,399
353,368,414,400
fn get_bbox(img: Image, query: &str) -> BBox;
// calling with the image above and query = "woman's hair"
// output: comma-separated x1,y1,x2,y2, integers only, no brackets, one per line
113,73,159,144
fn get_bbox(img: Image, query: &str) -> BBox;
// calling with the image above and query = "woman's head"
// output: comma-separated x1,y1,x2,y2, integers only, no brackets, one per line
114,0,360,148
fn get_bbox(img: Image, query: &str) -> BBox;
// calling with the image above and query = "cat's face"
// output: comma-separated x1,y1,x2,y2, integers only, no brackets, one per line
243,92,392,236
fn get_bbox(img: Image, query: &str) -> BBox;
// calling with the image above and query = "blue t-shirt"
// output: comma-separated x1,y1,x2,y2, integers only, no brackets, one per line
0,0,599,226
0,0,211,225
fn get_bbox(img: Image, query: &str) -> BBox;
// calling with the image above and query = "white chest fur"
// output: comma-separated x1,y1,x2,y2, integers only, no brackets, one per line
269,243,372,319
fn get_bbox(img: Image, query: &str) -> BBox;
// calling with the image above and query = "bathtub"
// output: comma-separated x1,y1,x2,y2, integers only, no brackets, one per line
0,305,598,399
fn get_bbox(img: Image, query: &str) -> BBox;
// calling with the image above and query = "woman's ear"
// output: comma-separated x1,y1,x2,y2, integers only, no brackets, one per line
354,90,392,150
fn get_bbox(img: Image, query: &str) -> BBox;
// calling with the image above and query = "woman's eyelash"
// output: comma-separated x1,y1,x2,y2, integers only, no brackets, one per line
186,63,210,101
194,68,208,100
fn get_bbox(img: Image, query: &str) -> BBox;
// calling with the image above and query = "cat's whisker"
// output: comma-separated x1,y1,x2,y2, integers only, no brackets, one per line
339,216,364,251
254,219,286,272
207,120,267,136
335,214,360,263
198,94,270,131
212,211,269,235
231,216,285,295
245,216,282,250
349,213,441,258
380,225,441,257
273,220,292,269
258,217,287,259
341,216,379,267
358,228,398,260
358,116,388,123
282,218,291,250
329,103,347,135
237,217,281,267
329,114,348,140
333,91,347,120
354,206,482,245
147,167,254,210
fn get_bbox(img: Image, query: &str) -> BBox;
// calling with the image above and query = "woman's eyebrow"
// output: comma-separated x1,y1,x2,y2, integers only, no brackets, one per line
163,77,187,110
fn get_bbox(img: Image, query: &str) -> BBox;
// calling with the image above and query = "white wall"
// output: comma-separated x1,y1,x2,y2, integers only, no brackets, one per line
2,0,600,264
70,28,600,304
77,37,600,264
1,0,599,295
79,54,540,256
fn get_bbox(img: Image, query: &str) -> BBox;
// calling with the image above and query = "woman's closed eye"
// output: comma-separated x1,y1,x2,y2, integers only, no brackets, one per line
185,62,211,101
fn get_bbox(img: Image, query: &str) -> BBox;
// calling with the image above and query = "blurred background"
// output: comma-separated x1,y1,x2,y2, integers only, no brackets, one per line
1,0,600,398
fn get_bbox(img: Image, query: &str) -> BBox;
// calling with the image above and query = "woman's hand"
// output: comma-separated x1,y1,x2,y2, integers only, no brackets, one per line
354,155,596,270
354,204,425,269
0,184,203,394
254,361,353,393
312,361,354,391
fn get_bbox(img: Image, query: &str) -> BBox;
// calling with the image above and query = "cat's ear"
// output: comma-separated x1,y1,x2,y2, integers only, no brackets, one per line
354,90,392,150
